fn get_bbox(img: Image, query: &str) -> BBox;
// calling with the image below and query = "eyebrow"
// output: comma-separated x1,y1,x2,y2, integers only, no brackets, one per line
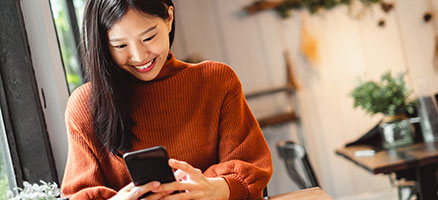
109,25,158,42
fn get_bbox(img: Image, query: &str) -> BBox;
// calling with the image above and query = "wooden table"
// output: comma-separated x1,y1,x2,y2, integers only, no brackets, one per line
265,187,332,200
336,142,438,200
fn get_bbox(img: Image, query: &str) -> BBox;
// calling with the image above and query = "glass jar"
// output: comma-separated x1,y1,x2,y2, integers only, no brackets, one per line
380,117,414,149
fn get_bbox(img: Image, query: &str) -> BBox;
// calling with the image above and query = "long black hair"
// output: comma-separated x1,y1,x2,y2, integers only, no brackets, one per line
81,0,175,156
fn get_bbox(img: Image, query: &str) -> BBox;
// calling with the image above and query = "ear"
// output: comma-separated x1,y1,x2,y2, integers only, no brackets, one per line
166,6,174,33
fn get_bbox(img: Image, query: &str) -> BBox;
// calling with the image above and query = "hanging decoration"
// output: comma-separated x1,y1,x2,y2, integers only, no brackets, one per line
374,1,394,27
378,18,385,27
380,1,394,13
300,15,320,66
423,12,433,23
244,0,382,18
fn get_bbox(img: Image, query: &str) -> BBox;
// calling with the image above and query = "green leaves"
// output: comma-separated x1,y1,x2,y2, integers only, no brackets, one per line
350,71,414,116
265,0,379,18
359,0,380,6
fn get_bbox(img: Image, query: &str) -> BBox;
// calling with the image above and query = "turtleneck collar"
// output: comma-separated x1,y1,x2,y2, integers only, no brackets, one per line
152,52,187,82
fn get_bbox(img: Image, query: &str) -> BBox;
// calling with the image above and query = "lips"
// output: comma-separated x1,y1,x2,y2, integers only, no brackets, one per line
132,58,156,72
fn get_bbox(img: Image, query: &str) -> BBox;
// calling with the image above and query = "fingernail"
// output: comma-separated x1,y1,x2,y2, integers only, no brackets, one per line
151,181,160,187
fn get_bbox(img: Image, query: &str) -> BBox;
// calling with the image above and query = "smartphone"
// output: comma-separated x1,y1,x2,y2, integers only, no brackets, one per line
123,146,178,197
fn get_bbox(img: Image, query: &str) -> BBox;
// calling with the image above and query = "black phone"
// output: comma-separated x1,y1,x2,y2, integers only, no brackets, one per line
123,146,178,198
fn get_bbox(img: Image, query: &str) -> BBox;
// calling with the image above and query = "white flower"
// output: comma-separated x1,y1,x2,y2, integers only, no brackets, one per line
7,180,63,200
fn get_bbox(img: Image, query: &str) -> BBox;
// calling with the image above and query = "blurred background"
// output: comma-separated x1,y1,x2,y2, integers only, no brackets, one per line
2,0,438,199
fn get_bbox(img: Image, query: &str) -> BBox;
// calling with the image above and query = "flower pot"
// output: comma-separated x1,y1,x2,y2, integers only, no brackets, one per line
380,115,414,149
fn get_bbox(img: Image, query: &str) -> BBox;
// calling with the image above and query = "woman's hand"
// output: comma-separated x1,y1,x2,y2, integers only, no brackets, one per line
109,181,172,200
152,159,230,200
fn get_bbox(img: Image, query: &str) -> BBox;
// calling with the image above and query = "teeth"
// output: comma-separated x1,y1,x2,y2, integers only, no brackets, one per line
135,59,154,70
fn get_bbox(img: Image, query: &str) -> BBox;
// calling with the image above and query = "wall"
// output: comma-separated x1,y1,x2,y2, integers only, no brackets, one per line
172,0,438,198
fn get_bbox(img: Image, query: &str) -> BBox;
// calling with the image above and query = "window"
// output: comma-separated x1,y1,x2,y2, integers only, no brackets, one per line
73,0,87,29
49,0,87,93
0,148,10,199
0,0,58,189
0,108,15,199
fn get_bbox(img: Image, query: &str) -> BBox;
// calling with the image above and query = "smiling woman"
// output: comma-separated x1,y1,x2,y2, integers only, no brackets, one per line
107,9,173,81
60,0,272,200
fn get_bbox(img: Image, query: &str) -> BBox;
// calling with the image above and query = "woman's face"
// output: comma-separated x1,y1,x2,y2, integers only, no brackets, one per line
107,7,173,81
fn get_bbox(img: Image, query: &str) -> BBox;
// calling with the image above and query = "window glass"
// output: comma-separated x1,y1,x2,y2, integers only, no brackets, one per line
73,0,86,29
0,108,12,199
50,0,84,93
0,147,9,199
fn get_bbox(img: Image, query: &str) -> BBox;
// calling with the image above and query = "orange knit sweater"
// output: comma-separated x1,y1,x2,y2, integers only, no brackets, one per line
61,53,273,200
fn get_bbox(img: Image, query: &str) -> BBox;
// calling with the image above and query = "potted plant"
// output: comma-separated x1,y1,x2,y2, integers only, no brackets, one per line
350,71,416,149
7,180,66,200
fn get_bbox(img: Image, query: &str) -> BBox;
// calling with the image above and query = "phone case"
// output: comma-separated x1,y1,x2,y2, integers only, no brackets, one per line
123,146,177,186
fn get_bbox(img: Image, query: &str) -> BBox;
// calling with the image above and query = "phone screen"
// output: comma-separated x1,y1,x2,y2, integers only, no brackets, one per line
123,146,176,186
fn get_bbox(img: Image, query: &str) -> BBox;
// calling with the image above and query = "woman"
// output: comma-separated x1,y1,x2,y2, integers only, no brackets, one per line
61,0,272,199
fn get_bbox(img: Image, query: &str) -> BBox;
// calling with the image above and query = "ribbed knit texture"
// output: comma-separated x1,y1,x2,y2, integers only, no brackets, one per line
61,53,273,200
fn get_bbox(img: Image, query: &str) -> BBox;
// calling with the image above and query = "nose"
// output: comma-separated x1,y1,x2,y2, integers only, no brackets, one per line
129,42,147,63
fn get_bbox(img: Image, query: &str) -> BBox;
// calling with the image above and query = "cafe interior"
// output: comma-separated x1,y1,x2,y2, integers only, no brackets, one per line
1,0,438,199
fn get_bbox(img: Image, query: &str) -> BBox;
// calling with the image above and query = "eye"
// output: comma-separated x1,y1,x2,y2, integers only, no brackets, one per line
114,44,127,49
143,34,156,42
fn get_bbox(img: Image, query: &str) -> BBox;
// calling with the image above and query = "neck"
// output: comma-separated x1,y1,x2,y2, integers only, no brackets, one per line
152,52,187,81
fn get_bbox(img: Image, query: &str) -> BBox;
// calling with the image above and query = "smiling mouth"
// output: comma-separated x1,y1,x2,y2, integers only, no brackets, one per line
132,58,156,72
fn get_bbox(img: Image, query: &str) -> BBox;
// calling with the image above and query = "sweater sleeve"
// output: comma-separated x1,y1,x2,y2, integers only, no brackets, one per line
203,69,273,200
61,87,117,200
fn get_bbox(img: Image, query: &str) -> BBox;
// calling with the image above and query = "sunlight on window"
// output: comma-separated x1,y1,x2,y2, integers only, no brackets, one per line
73,0,86,29
0,107,12,200
0,147,10,200
50,0,85,93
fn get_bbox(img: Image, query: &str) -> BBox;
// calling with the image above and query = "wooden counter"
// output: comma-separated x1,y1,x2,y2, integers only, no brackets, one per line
266,187,332,200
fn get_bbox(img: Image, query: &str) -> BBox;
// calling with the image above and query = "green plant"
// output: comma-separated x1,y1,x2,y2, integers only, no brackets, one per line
7,181,63,200
252,0,381,18
350,71,415,116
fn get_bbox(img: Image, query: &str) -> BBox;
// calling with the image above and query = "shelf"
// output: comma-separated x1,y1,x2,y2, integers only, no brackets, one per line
257,111,299,128
245,85,294,100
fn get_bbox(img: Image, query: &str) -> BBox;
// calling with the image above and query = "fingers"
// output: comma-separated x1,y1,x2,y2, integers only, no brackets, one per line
154,181,196,193
143,190,173,200
127,181,161,199
174,169,187,181
120,182,135,192
169,159,202,180
162,191,200,200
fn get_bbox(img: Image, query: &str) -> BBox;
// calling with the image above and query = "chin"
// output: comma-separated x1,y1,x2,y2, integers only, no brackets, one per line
137,72,160,81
